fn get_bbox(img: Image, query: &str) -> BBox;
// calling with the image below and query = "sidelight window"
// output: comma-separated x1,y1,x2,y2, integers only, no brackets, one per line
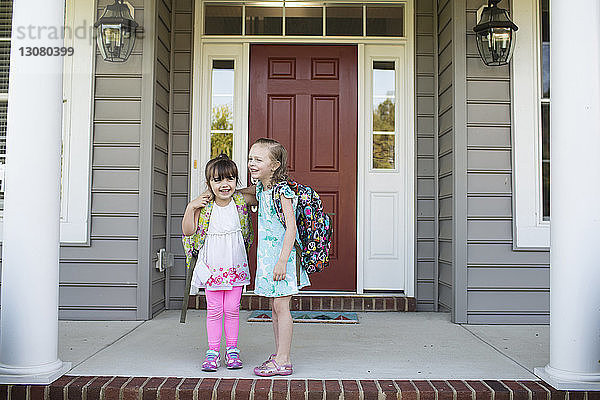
210,60,235,158
371,60,396,169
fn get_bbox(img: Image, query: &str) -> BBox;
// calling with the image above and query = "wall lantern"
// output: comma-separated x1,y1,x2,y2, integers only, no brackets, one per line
473,0,518,66
94,0,139,62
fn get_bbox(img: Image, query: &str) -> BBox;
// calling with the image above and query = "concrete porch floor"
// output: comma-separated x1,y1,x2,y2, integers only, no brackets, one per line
58,310,548,380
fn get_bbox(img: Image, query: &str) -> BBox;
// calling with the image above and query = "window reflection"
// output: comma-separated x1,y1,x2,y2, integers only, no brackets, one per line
211,60,234,158
326,5,362,36
542,43,549,98
373,134,395,169
366,5,404,37
542,103,549,220
372,61,396,169
541,0,550,220
246,6,283,35
285,6,323,36
205,5,242,35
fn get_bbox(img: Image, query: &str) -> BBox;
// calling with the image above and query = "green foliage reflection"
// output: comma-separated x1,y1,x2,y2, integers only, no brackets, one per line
211,104,233,158
372,134,395,169
372,98,395,169
373,98,395,132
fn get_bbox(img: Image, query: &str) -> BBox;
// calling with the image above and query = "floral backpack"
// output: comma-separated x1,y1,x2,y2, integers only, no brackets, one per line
272,180,333,274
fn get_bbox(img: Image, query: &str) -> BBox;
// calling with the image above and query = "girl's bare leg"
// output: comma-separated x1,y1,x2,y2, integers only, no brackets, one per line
272,296,293,365
270,298,279,354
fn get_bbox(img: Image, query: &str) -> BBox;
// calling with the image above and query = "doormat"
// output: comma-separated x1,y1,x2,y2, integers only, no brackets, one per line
248,310,358,324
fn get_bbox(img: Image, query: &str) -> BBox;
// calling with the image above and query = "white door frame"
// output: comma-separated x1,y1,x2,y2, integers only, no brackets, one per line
190,0,415,296
359,44,415,294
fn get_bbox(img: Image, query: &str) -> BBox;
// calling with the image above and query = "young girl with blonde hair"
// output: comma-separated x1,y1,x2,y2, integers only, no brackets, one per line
247,138,310,376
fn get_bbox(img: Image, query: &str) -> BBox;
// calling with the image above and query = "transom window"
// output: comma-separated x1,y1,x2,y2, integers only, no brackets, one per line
204,2,405,37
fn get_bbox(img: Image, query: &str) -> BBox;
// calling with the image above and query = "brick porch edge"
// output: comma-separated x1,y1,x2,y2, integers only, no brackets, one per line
189,295,417,312
2,377,597,400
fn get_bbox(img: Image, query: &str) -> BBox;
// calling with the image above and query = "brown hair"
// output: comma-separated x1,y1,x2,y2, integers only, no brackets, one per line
204,153,239,195
253,137,288,185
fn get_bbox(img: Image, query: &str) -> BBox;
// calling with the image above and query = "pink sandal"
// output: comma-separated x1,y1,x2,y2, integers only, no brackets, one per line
253,359,293,377
260,353,276,365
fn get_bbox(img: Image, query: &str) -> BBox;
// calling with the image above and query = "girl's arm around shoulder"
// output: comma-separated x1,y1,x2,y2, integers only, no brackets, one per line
181,194,210,236
236,185,257,206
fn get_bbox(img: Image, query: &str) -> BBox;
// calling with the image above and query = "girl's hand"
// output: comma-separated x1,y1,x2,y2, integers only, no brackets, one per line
273,260,287,281
190,193,211,209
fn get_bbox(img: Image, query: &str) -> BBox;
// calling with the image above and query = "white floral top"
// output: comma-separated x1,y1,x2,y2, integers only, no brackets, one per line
192,199,250,291
254,181,310,297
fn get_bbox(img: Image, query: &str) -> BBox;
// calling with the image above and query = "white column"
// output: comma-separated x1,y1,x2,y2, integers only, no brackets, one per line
0,0,71,384
534,0,600,391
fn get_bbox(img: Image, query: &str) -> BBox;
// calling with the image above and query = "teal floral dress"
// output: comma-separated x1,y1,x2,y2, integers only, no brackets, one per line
254,181,310,297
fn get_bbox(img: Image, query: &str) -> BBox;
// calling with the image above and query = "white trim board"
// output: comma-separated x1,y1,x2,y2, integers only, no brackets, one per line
190,0,415,294
360,44,415,294
0,0,94,244
511,0,550,249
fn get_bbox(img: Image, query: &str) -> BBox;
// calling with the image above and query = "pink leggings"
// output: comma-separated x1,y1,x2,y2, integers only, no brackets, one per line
205,286,243,351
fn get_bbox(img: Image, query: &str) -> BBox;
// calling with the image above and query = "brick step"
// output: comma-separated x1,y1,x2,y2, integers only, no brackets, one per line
1,376,591,400
188,294,416,311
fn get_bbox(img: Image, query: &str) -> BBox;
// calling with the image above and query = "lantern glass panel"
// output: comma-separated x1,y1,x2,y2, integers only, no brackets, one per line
94,1,138,62
475,27,515,66
97,23,135,62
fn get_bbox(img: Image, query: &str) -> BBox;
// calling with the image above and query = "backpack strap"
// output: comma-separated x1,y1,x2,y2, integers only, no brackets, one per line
233,192,254,250
181,201,213,271
294,241,302,286
271,180,291,228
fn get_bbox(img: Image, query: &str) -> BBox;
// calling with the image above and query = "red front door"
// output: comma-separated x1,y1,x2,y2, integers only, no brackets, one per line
249,45,357,291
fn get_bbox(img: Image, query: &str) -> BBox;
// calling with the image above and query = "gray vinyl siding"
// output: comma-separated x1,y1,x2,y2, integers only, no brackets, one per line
58,0,151,320
415,0,437,311
166,0,193,309
463,0,550,324
150,0,172,316
437,0,453,312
